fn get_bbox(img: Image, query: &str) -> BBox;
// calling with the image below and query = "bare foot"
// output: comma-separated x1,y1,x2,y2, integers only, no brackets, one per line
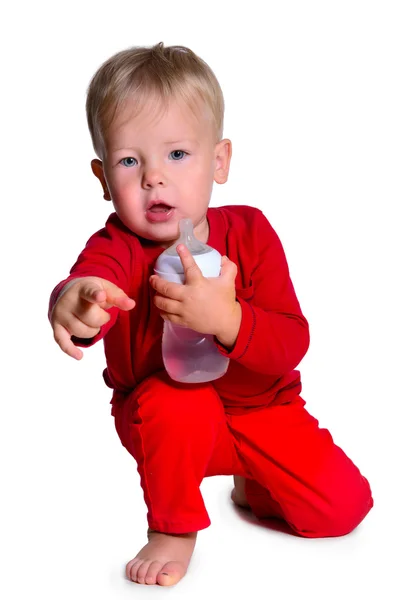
125,529,197,586
231,475,251,509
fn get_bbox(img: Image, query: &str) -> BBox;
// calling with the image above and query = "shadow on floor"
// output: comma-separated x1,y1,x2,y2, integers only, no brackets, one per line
230,501,301,537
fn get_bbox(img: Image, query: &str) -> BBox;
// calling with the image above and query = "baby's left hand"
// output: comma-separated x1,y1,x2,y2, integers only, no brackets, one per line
150,244,240,342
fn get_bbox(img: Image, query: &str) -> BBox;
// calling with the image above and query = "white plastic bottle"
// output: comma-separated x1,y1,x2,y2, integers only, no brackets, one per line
154,218,230,383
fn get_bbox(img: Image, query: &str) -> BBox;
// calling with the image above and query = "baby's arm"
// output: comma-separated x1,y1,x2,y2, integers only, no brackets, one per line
49,215,135,359
50,277,135,360
215,210,310,376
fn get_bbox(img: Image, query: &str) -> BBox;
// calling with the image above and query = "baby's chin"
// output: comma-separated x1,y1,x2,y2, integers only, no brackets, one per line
118,211,209,247
118,216,180,246
132,226,180,248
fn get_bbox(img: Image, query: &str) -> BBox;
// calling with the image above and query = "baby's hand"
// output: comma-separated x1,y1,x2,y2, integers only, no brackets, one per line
50,276,135,360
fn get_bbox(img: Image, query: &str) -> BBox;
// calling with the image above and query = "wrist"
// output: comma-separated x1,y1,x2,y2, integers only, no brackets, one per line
216,301,242,349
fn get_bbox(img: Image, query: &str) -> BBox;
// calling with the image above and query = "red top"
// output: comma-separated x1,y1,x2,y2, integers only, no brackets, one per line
49,205,310,414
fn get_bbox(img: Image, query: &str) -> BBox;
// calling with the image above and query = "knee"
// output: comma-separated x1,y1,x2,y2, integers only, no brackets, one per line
297,476,374,538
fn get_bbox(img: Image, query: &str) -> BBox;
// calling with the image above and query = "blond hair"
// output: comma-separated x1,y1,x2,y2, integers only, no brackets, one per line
86,42,225,158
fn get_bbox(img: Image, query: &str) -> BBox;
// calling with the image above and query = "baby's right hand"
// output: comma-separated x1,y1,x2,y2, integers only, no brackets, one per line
50,276,136,360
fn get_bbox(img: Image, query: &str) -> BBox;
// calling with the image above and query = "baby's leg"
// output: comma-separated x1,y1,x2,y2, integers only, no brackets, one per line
231,475,251,509
230,396,373,537
112,371,232,586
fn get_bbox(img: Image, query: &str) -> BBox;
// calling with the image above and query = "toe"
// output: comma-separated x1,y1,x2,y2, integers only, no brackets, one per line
145,560,164,585
126,558,142,582
136,560,152,585
156,561,186,587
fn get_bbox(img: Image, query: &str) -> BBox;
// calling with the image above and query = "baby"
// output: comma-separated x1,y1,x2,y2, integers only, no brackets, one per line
49,42,373,587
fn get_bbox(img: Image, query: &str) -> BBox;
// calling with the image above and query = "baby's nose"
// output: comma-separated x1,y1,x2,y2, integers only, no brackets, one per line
143,167,166,188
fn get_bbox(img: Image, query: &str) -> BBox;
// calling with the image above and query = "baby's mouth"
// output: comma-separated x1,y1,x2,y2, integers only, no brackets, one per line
149,203,173,213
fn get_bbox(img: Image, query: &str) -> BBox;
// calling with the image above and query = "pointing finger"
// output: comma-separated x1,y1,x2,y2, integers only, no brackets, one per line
79,282,135,311
103,293,136,311
80,285,107,304
100,281,136,310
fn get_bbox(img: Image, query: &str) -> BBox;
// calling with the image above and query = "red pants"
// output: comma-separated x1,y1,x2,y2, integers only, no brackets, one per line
112,371,373,537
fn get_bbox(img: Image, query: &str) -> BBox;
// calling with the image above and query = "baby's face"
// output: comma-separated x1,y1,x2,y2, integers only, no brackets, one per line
93,97,231,246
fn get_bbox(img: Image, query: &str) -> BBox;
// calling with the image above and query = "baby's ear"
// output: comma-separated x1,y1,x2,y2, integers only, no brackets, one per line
214,139,232,184
91,159,111,201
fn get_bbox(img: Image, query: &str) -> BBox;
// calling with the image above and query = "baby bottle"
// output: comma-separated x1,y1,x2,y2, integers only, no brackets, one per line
154,218,230,383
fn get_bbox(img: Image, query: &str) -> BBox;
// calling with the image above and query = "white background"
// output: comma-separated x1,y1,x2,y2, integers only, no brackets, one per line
1,1,399,598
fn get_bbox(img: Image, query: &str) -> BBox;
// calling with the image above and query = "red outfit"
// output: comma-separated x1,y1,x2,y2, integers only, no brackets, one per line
49,205,373,536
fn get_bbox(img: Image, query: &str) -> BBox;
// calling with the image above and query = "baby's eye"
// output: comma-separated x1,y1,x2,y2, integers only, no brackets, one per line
120,157,137,167
169,150,187,161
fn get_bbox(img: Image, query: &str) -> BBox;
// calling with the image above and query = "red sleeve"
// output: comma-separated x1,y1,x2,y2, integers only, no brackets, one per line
215,210,310,375
48,215,132,347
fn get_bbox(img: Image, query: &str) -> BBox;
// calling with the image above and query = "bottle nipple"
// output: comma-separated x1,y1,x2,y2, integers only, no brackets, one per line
164,218,210,256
